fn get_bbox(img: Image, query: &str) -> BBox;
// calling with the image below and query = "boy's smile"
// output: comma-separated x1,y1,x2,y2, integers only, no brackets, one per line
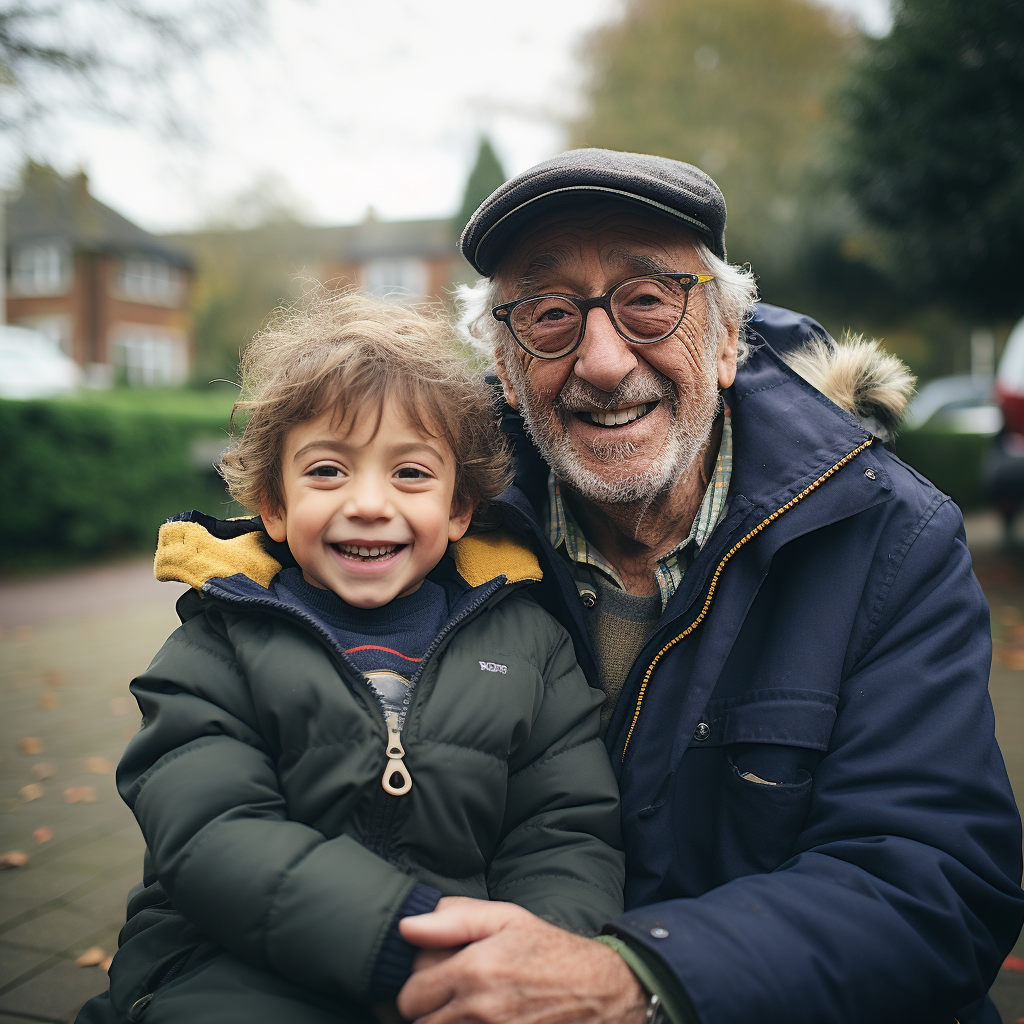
261,399,473,608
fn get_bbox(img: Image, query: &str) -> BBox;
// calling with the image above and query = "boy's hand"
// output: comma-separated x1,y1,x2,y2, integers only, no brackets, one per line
398,898,646,1024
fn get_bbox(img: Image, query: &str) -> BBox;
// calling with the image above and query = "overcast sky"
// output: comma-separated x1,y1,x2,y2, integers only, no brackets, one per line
2,0,892,234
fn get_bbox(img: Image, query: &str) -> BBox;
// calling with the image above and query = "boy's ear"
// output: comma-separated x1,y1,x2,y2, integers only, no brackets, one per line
448,503,474,543
261,505,288,544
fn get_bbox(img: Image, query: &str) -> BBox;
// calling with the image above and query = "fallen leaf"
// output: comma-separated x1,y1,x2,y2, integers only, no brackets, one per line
18,737,44,755
1000,647,1024,671
75,946,106,967
31,763,55,780
43,670,66,688
100,956,113,972
1003,954,1024,972
32,827,53,843
63,786,97,804
110,697,132,716
0,851,28,868
83,756,113,775
39,693,59,711
18,783,44,802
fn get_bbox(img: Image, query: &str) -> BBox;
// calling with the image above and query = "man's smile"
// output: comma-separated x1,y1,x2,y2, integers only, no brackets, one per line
573,401,658,428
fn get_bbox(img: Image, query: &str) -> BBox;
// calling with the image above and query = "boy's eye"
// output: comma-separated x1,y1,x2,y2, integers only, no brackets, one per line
309,465,342,477
395,467,430,480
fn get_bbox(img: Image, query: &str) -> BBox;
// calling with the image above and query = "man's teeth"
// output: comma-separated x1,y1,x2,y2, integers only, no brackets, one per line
582,403,653,427
337,543,400,560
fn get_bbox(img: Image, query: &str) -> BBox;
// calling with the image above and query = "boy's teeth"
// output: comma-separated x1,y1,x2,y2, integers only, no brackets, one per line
338,543,399,560
586,403,651,427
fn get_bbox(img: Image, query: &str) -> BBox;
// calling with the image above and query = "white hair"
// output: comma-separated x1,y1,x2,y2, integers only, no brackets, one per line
455,238,759,368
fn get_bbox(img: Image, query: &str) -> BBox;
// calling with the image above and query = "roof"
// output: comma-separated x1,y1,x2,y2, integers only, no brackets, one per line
5,164,193,270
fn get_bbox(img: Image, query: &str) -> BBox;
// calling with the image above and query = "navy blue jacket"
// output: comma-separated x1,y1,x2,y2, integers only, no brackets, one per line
493,304,1024,1024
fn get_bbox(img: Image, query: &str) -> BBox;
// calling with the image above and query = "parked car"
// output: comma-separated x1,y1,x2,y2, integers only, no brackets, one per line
982,316,1024,537
905,373,1002,435
0,324,81,400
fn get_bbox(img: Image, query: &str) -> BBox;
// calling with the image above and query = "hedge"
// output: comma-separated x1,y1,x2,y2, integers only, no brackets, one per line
894,429,990,511
0,396,240,567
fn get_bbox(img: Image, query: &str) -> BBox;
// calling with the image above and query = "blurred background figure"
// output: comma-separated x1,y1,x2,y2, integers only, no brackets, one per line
2,0,1024,1018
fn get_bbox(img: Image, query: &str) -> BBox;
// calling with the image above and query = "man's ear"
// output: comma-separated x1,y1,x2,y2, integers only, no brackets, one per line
717,322,739,390
448,502,474,543
494,346,520,411
261,504,287,543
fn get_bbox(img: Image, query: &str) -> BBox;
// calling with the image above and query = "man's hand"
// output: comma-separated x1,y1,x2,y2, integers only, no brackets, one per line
397,897,647,1024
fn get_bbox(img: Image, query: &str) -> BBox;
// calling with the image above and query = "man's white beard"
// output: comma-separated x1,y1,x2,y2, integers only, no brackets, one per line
505,351,720,505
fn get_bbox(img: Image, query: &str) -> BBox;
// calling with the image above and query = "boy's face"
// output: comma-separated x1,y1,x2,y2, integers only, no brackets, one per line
262,398,473,608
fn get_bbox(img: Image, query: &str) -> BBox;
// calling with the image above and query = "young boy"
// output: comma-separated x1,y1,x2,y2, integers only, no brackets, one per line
84,291,624,1024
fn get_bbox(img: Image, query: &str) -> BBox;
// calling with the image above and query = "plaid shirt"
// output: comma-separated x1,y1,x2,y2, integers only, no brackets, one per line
547,414,732,612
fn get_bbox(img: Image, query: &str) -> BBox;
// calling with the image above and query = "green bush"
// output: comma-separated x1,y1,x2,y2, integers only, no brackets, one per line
894,429,990,511
0,395,242,568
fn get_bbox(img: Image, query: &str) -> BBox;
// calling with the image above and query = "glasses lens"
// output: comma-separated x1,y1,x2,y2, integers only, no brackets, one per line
510,296,582,356
611,277,688,343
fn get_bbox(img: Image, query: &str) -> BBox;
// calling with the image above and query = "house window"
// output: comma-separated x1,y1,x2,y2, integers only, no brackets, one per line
360,259,429,303
10,243,71,297
115,257,183,307
112,326,188,386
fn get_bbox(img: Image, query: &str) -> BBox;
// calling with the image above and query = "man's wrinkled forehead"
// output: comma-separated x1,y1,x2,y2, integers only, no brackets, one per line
493,198,699,294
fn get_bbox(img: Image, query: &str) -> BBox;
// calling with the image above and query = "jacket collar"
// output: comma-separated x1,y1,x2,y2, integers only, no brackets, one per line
154,511,542,605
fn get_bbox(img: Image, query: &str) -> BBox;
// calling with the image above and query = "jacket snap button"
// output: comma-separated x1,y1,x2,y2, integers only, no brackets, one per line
863,467,877,480
693,721,711,742
581,590,597,608
650,926,669,938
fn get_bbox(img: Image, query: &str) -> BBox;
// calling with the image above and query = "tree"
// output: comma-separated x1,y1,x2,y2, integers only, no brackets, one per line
570,0,861,312
840,0,1024,324
0,0,263,138
453,136,506,240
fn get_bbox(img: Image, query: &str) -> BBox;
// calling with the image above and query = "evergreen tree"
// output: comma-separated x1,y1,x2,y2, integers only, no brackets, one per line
453,137,506,240
841,0,1024,323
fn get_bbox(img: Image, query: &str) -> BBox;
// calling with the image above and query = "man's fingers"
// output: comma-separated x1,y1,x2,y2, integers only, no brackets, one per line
412,947,458,972
396,956,458,1022
400,897,523,949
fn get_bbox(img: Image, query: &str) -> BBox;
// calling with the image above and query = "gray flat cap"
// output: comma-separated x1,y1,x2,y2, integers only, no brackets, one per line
459,148,727,276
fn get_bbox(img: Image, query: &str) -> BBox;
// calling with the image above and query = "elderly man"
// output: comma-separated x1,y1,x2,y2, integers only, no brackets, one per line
395,151,1024,1024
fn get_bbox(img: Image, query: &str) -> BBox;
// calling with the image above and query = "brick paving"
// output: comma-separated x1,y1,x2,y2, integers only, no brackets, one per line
1,522,1024,1022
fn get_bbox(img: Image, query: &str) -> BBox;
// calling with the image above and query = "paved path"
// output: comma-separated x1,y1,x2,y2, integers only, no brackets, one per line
2,521,1024,1021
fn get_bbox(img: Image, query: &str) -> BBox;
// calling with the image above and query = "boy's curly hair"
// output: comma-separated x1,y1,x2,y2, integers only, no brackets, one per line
219,288,512,520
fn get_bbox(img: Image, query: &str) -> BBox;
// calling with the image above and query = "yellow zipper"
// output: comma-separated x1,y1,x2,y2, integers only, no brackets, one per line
621,437,874,762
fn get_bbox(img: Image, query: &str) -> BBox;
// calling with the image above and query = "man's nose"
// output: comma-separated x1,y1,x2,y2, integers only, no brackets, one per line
572,307,638,394
342,475,393,521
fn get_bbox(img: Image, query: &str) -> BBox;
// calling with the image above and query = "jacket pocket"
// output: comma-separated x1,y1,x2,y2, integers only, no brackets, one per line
700,689,833,884
714,759,812,881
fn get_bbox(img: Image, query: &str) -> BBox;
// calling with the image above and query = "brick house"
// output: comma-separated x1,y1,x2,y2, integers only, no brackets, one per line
4,164,194,386
316,212,469,303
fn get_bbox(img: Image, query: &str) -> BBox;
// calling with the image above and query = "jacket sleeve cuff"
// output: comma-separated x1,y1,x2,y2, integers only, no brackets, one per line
594,934,701,1024
368,883,443,999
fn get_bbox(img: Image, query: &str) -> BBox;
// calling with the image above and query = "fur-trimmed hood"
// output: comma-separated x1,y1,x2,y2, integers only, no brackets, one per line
779,335,916,443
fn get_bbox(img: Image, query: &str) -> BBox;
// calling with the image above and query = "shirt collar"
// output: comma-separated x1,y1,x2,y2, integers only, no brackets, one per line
547,412,733,611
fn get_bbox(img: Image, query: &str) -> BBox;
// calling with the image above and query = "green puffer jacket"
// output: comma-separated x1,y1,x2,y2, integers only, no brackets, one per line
103,512,624,1019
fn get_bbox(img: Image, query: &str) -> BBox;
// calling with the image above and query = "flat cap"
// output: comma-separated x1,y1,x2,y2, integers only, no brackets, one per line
459,148,727,276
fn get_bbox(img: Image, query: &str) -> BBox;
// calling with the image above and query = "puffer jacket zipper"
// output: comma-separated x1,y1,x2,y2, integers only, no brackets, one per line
202,575,514,854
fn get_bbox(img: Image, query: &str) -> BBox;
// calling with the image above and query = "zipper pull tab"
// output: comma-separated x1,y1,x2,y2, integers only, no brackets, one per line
381,712,412,796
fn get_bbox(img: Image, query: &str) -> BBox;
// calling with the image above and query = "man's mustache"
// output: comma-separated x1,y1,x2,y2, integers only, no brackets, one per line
554,372,677,414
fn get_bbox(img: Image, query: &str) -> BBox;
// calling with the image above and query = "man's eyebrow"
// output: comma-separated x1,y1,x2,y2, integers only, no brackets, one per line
509,247,673,296
603,248,673,275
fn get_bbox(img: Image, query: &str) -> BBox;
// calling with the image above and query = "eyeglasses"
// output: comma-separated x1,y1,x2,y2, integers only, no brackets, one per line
491,273,714,360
